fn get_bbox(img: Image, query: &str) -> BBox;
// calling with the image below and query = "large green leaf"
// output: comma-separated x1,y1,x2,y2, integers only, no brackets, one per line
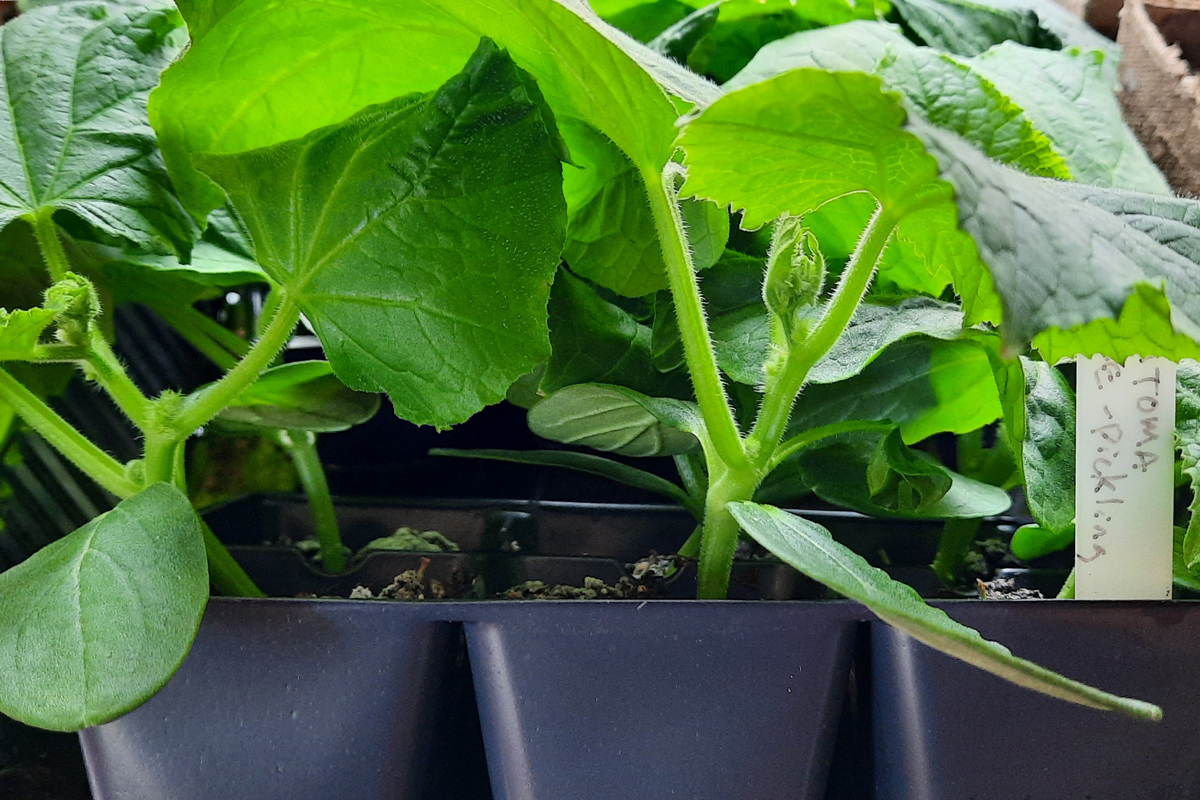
679,68,997,326
912,120,1200,362
0,0,194,254
544,268,690,398
0,484,208,731
195,42,567,429
965,44,1169,193
728,501,1160,719
888,0,1060,56
528,383,700,457
727,22,1070,180
789,337,1001,443
213,361,381,434
152,0,716,221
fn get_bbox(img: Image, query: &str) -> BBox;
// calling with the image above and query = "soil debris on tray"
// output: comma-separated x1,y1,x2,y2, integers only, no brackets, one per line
501,576,648,600
976,577,1044,600
350,558,450,600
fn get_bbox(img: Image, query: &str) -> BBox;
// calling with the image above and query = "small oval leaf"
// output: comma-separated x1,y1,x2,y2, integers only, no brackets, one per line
215,361,381,433
528,383,699,457
0,484,208,731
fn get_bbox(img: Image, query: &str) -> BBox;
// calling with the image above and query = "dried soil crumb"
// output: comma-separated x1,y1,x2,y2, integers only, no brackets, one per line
352,558,447,601
501,576,648,600
976,577,1044,600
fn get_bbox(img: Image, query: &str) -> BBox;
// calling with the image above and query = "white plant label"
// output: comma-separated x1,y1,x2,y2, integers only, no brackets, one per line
1075,356,1176,600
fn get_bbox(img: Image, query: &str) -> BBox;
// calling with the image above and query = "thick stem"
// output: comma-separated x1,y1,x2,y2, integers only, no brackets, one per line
174,293,301,437
31,209,70,281
281,429,345,573
696,467,761,598
749,205,897,465
202,521,265,597
0,366,138,498
143,433,183,487
642,166,748,472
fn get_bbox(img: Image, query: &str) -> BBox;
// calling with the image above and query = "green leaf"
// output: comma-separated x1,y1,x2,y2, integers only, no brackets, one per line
1017,358,1075,534
728,501,1160,719
600,0,693,42
561,120,727,297
153,0,715,221
680,68,996,324
430,447,701,514
1173,525,1200,593
213,361,381,434
1176,360,1200,569
195,42,567,429
727,23,1070,180
889,0,1061,56
0,484,208,731
87,241,267,307
795,433,1012,518
910,120,1200,361
649,1,720,62
789,337,1001,444
1010,522,1074,560
0,307,58,361
866,427,953,512
0,0,194,254
965,44,1169,194
544,268,691,398
528,383,700,457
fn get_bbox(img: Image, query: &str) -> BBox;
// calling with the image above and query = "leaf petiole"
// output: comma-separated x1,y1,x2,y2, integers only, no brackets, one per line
279,429,345,573
30,209,70,282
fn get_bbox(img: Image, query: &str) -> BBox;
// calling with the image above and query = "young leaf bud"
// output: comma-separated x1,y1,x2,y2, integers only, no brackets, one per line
45,272,100,346
763,216,825,340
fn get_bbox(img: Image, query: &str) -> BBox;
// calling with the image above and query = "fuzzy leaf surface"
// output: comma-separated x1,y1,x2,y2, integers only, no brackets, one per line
153,0,716,220
0,484,207,731
0,0,194,253
196,43,566,428
729,501,1160,719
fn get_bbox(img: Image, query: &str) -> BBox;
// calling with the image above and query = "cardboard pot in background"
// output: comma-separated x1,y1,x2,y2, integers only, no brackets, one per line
1119,0,1200,195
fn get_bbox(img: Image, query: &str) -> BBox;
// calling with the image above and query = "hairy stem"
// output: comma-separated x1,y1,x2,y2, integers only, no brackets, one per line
175,293,301,437
0,366,138,498
696,466,761,598
83,328,152,429
31,209,70,282
749,205,897,465
643,166,748,473
281,429,345,573
202,521,265,597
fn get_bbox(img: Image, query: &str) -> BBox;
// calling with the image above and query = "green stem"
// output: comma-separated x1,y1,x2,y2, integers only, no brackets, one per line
175,293,301,437
696,466,761,598
152,303,249,372
0,365,138,498
932,517,982,589
748,205,897,466
31,209,70,281
1057,568,1076,599
202,520,265,597
83,328,152,428
29,343,88,362
281,429,345,573
768,420,896,472
143,433,182,487
643,166,748,473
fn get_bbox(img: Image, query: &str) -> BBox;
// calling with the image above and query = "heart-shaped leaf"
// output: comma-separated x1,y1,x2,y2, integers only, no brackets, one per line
0,483,208,731
196,41,567,428
729,501,1160,719
152,0,715,221
0,0,194,253
214,361,381,434
528,383,700,457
